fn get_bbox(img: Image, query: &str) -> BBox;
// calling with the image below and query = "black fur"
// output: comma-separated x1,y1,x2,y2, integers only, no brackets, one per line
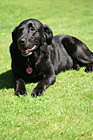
10,19,93,97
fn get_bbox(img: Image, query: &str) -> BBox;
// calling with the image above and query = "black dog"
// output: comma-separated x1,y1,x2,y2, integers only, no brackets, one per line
10,19,93,97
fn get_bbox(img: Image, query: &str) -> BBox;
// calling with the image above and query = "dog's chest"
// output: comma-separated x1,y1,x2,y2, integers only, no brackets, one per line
13,50,49,82
24,54,45,77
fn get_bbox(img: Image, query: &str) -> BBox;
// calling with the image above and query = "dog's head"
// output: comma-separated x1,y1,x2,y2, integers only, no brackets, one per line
12,19,53,57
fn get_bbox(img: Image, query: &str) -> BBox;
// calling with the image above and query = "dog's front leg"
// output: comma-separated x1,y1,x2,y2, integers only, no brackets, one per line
15,79,27,96
31,74,56,97
31,65,56,97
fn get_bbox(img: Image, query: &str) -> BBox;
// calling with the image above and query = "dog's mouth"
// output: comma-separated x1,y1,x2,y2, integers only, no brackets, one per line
21,45,37,57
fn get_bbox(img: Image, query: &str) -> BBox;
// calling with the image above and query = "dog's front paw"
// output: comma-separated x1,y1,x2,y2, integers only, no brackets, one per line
15,89,27,96
85,63,93,73
31,88,43,97
15,79,27,96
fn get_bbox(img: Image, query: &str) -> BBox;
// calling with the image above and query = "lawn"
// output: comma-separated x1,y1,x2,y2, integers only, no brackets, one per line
0,0,93,139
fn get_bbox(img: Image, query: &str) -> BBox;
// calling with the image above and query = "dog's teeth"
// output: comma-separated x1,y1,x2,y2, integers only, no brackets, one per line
22,52,33,57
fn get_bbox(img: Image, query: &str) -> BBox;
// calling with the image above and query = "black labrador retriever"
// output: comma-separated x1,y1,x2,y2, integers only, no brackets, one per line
10,19,93,97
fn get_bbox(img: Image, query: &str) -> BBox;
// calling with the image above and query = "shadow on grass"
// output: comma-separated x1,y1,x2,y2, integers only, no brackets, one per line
0,70,14,89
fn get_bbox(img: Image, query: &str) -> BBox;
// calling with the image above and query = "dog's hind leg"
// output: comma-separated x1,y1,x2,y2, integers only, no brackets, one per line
75,43,93,72
62,36,93,72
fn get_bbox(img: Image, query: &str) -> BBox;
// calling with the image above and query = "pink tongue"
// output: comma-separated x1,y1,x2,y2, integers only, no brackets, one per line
21,45,36,53
26,67,33,74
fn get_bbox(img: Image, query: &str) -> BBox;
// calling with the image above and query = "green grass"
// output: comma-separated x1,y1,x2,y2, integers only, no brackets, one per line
0,0,93,139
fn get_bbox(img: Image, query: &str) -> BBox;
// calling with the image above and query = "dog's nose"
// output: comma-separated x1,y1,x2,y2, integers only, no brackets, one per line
19,38,26,45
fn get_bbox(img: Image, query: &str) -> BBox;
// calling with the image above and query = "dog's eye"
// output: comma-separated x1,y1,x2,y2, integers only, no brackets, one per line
30,27,35,31
29,26,35,31
18,28,23,34
28,23,35,31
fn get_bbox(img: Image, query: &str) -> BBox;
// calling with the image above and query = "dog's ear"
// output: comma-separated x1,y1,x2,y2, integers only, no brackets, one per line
43,24,53,45
12,26,18,44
